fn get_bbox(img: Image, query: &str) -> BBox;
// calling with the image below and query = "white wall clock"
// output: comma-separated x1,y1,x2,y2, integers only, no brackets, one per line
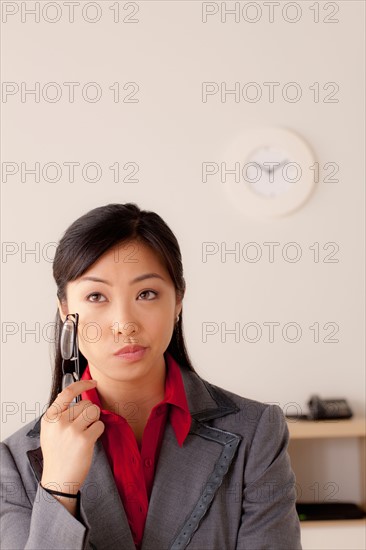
220,126,317,219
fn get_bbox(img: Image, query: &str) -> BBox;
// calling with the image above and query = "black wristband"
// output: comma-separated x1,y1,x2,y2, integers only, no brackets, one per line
41,483,80,499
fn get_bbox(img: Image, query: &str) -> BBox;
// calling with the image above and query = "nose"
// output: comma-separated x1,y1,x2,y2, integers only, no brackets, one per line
109,301,140,342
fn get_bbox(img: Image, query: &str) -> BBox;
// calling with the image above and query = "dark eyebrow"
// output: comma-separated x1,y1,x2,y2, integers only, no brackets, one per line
77,273,166,286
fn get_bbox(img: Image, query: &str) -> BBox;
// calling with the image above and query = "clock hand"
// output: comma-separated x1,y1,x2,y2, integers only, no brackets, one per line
261,160,290,174
260,162,281,174
277,159,289,169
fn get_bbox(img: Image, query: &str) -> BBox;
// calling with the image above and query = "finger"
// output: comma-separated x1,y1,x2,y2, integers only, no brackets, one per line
61,399,97,423
84,419,105,441
48,380,98,418
73,403,101,430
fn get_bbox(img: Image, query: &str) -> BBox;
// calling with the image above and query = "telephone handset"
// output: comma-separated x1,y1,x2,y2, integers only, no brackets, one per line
308,395,353,420
60,313,81,406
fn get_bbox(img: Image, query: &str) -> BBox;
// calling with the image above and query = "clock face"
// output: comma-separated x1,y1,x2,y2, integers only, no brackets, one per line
221,127,317,219
246,146,293,198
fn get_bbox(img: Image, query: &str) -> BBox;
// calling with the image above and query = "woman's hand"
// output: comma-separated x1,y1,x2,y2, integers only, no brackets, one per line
40,379,105,496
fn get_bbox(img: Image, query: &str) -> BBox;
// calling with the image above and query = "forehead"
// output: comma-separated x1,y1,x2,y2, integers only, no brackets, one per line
84,240,169,278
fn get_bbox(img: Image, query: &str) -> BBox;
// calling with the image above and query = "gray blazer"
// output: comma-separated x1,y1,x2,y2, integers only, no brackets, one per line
1,364,302,550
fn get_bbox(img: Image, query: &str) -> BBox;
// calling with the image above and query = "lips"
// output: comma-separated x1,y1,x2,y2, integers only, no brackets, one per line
114,345,146,355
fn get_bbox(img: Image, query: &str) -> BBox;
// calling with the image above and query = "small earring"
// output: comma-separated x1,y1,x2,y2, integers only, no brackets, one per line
176,314,180,323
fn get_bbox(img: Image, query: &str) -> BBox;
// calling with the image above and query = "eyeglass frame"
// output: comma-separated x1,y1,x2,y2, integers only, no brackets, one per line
61,313,81,404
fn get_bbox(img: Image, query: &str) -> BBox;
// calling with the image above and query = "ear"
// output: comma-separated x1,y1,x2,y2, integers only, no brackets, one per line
175,296,183,319
57,297,68,323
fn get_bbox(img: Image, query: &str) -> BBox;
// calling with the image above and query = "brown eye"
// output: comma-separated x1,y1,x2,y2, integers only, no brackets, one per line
87,292,106,303
138,290,158,300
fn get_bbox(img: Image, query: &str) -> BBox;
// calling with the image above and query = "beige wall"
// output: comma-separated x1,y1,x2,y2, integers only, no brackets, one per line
1,2,364,438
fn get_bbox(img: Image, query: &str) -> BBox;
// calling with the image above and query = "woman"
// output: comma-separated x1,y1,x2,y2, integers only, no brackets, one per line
1,203,302,549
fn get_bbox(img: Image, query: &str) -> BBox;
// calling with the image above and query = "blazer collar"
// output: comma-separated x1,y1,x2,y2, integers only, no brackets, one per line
26,363,239,439
26,362,242,550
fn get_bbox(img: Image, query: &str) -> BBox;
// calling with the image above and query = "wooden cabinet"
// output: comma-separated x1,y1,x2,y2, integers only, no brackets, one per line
286,417,366,549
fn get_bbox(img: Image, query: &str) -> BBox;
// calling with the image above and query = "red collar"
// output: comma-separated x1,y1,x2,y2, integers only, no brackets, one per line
80,351,191,447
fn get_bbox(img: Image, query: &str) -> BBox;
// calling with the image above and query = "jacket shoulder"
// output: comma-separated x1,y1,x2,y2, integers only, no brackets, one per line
200,376,286,438
1,416,42,451
203,376,269,416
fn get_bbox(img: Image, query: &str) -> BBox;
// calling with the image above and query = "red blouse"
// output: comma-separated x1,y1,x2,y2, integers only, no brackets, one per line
80,351,192,549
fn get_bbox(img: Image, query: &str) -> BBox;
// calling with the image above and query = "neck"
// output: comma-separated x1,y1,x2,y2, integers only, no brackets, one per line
88,356,167,422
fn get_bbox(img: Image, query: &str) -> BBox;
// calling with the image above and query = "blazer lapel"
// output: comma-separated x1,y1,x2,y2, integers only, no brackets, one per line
26,365,242,550
140,367,242,550
80,437,137,550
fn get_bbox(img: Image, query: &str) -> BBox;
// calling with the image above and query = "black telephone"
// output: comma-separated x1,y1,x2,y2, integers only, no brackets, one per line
308,395,353,420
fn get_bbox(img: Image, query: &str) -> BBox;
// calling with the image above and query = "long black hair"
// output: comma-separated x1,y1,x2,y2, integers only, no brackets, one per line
48,202,197,408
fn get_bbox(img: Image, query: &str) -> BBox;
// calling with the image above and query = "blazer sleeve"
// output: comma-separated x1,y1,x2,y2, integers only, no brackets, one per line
0,441,92,550
235,404,302,550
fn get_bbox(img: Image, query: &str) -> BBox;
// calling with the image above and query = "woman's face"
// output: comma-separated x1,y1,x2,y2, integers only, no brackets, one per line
58,240,182,384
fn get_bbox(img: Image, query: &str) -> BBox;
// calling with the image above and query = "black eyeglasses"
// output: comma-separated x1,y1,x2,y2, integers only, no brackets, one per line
61,313,81,404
